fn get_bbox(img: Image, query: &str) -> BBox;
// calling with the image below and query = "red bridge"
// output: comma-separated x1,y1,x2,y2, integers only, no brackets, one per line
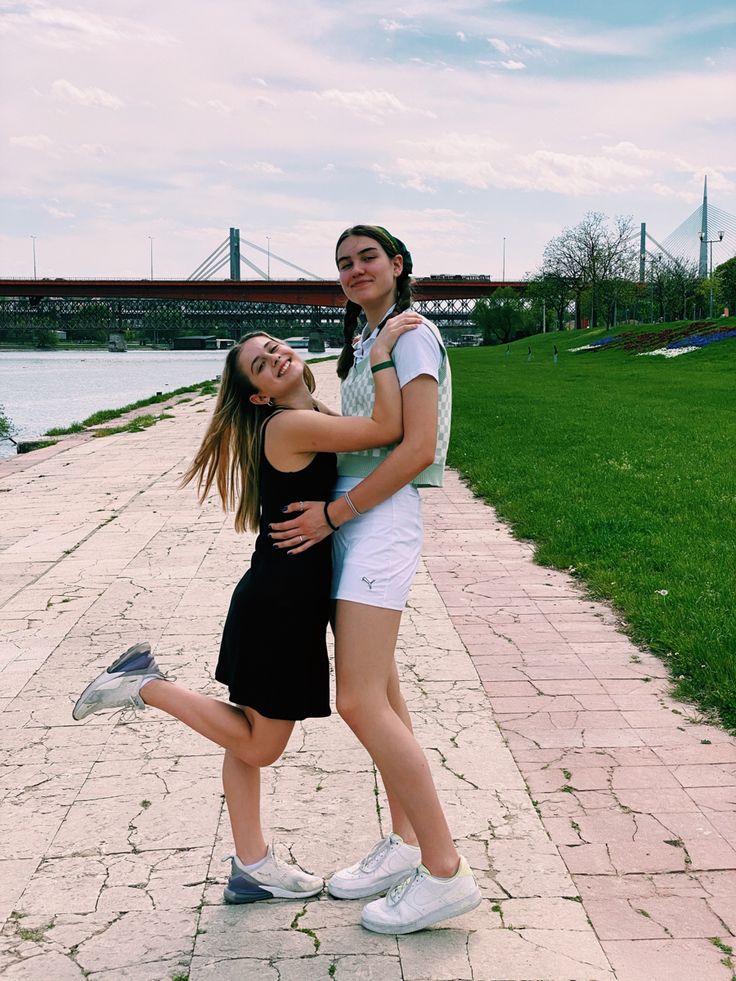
0,277,525,306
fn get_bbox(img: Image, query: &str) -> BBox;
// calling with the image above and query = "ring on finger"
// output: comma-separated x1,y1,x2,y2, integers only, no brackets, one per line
300,535,304,544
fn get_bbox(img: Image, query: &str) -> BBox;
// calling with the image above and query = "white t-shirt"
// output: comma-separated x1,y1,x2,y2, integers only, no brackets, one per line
353,306,443,388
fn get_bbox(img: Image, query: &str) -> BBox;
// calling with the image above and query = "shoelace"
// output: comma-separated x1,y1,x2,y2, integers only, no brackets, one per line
386,867,426,907
359,837,393,872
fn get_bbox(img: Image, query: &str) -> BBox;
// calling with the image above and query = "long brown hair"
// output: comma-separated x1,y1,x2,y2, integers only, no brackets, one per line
335,224,414,380
181,332,316,533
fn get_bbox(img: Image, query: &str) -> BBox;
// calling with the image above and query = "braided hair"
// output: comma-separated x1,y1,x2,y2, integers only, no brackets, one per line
335,225,414,380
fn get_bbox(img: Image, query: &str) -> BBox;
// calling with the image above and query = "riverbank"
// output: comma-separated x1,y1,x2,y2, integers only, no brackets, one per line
0,349,340,456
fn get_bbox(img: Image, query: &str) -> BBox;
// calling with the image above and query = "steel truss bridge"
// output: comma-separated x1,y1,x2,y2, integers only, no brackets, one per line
0,277,525,341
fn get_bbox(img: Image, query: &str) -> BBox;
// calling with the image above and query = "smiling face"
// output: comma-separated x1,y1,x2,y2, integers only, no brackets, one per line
237,334,305,405
336,234,403,316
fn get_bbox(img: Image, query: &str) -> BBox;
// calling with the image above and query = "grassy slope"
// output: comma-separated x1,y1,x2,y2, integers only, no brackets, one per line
448,318,736,730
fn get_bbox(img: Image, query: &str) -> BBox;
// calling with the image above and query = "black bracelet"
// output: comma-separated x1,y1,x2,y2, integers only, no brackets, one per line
323,500,340,531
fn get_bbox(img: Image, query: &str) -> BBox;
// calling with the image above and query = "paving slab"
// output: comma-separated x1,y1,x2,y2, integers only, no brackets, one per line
0,362,733,979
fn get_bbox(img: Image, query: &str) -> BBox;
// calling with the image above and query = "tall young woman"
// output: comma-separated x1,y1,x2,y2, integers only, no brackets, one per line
71,319,418,906
270,225,481,934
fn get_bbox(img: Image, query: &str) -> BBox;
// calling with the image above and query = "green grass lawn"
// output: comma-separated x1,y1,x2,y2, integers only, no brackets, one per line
448,318,736,730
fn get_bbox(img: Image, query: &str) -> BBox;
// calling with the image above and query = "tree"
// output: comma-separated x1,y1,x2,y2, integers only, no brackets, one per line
648,257,701,322
471,288,529,344
542,212,637,328
34,326,58,349
525,273,570,331
0,404,13,440
715,255,736,315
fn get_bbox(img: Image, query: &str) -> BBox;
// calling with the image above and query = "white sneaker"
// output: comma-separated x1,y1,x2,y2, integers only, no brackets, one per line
72,643,166,721
223,847,323,903
327,833,421,900
360,856,481,934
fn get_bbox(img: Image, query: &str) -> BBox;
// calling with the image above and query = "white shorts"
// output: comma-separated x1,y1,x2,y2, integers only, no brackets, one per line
331,477,423,611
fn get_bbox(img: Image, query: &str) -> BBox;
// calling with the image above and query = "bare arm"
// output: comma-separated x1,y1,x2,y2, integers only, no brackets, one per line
328,375,437,520
271,313,421,455
271,374,438,552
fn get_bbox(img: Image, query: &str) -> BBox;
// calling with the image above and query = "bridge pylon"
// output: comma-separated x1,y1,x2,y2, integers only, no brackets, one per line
229,228,241,281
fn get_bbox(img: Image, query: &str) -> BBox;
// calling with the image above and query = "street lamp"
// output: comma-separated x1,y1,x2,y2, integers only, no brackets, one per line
148,237,154,279
31,236,37,279
699,230,725,318
502,237,506,283
266,236,271,281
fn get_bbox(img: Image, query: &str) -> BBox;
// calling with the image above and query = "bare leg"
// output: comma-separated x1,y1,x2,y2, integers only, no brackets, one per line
141,680,294,768
382,661,419,846
334,600,458,878
222,750,268,865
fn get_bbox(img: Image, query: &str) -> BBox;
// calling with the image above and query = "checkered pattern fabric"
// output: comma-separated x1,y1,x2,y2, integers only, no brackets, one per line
338,317,452,488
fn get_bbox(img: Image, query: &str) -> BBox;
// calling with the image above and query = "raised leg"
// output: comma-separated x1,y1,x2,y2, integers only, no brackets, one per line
141,681,294,768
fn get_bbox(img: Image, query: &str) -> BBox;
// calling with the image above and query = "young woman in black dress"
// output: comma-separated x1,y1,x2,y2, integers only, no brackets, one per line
72,316,420,904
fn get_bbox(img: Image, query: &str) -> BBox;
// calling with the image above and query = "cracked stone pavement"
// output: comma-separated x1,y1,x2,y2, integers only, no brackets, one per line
1,362,734,981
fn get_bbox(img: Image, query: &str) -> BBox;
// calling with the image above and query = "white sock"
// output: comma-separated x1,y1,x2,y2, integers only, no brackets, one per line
235,850,269,872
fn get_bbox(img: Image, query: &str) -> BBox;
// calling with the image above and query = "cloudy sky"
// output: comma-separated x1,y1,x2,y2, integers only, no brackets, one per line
2,0,735,281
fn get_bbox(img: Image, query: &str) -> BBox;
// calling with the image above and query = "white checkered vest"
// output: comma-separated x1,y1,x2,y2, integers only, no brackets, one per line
337,317,452,487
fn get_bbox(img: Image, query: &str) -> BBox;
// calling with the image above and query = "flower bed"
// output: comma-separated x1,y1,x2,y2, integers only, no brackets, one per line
572,321,736,356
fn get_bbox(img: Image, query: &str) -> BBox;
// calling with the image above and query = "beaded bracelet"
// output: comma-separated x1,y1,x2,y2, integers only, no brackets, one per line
371,360,394,374
344,491,362,517
323,500,340,531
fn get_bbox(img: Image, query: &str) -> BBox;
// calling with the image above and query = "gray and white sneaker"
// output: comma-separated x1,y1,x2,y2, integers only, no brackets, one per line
327,833,421,899
224,848,324,904
72,642,166,721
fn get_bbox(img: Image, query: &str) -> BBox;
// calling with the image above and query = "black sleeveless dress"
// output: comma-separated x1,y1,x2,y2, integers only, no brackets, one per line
216,418,337,720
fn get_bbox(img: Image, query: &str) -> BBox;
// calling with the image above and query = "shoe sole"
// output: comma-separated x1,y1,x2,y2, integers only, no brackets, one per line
326,867,419,900
224,883,323,904
361,890,482,934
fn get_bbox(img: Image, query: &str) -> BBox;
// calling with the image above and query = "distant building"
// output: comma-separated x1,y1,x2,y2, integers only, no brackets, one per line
173,336,218,350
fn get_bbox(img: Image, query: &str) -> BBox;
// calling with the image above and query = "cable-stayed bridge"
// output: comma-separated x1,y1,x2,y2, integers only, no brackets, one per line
640,177,736,279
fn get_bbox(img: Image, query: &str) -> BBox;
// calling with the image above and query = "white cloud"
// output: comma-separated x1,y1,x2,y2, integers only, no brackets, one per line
379,18,410,32
375,133,652,196
17,4,175,49
77,143,110,157
457,31,467,42
501,60,526,70
184,98,232,114
45,204,75,218
219,160,284,176
316,89,433,123
9,134,54,150
488,37,511,54
51,79,123,109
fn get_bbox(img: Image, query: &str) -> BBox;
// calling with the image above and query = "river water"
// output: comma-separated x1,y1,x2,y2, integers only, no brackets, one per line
0,348,339,458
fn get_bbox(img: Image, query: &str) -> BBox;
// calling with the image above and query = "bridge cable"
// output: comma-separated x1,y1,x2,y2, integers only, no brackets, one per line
188,239,229,280
239,255,268,279
238,237,322,280
189,245,231,282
